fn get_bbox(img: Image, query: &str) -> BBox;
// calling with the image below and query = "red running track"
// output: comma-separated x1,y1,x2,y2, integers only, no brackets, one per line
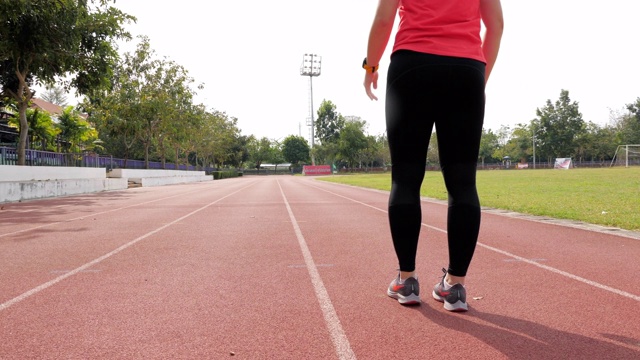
1,176,639,359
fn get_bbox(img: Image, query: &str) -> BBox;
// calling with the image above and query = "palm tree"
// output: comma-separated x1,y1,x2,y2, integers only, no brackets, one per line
56,106,97,153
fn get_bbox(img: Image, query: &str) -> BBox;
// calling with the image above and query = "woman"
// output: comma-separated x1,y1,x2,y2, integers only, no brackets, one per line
363,0,503,311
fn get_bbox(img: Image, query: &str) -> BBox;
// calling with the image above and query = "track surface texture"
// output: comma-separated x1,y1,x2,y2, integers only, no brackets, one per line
1,176,639,359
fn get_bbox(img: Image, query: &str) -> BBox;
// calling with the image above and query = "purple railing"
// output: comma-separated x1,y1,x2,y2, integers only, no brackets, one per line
0,147,207,172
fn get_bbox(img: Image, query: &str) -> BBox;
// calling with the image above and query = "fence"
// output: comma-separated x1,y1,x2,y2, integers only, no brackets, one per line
3,146,630,175
0,147,114,168
0,147,210,172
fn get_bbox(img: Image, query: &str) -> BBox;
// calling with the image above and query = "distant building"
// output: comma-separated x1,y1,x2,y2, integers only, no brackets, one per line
0,98,65,146
0,105,17,146
31,98,64,118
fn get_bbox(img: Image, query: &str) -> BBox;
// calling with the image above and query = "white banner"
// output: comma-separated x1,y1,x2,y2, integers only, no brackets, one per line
554,158,572,169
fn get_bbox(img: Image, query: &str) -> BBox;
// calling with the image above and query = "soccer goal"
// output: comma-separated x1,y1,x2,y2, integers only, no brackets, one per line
610,145,640,167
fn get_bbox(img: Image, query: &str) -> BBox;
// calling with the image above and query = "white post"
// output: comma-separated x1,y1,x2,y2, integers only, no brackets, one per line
626,145,629,167
532,133,536,169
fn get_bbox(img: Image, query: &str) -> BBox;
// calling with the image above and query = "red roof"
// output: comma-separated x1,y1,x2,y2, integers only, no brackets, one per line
31,98,64,115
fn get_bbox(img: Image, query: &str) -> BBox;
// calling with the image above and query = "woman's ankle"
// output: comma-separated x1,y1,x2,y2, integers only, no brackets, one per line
400,271,416,280
446,274,465,286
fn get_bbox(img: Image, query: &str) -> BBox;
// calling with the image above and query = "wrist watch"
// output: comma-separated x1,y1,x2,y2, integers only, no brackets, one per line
362,58,378,73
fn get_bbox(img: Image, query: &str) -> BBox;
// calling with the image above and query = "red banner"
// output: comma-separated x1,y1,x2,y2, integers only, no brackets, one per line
302,165,332,176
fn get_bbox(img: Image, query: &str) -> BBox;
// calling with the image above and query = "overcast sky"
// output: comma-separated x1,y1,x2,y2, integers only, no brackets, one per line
108,0,639,142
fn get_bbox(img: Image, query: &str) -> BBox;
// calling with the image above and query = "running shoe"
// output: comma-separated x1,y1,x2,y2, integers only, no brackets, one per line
387,274,421,305
432,268,468,312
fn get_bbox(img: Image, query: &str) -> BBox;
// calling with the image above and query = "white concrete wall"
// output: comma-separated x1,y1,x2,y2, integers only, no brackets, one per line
0,165,127,203
0,178,128,203
131,175,212,187
0,165,106,181
0,166,211,204
108,169,206,178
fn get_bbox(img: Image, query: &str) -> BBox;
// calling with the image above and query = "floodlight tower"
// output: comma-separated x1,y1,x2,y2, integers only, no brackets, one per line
300,53,321,163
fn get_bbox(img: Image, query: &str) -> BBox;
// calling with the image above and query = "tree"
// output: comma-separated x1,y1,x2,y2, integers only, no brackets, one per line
8,108,59,151
154,59,201,169
315,99,345,145
0,0,134,165
227,134,250,168
337,118,368,168
200,110,242,168
41,86,69,107
83,37,153,166
311,142,339,167
509,123,534,163
535,89,585,161
269,140,286,172
56,106,98,153
89,36,200,169
282,135,310,166
617,98,640,145
479,128,499,166
491,125,512,163
426,131,439,166
590,123,618,161
137,48,173,168
248,137,272,170
361,135,381,169
376,133,390,168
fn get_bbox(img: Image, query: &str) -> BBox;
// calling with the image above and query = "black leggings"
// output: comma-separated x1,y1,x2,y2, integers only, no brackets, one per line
385,50,485,277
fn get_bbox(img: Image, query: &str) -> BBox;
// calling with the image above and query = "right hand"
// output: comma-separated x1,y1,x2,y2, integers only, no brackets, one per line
364,71,379,101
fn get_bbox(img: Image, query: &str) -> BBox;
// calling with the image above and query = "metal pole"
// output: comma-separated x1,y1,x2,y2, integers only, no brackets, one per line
533,133,536,169
300,53,321,165
310,79,314,149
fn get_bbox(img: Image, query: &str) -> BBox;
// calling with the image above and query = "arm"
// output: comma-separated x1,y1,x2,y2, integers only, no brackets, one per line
364,0,399,100
480,0,504,84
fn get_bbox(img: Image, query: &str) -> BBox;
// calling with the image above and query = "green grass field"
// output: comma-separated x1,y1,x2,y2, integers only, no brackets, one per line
317,167,640,231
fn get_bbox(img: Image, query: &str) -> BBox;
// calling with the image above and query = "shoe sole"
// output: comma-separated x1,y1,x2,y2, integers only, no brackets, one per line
432,291,468,312
387,290,421,305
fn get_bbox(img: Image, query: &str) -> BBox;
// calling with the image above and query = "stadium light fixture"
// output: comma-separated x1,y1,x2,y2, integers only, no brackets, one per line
300,53,321,164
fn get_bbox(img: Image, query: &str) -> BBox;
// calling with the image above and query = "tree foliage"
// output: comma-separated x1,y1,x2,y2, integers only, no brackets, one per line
315,99,345,145
248,136,272,170
269,140,286,170
56,106,98,153
337,118,368,168
535,89,586,161
41,86,69,107
479,128,499,165
9,108,58,151
282,135,310,166
0,0,134,165
619,98,640,145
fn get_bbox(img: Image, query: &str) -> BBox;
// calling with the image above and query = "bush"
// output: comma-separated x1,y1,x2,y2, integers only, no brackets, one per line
211,170,241,180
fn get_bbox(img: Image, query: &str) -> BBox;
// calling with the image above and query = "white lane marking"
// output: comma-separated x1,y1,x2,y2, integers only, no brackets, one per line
277,180,356,360
307,181,640,302
479,243,640,301
0,183,256,312
0,181,247,239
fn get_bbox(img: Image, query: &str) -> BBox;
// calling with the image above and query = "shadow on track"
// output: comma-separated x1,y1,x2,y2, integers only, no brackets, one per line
411,303,640,359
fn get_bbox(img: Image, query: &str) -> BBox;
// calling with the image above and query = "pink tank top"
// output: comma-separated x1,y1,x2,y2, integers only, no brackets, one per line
392,0,485,63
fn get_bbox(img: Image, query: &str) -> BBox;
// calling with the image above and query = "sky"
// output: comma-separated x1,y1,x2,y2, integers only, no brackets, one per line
105,0,639,143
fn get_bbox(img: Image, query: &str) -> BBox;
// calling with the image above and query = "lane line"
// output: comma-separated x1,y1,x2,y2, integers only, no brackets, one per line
0,182,256,312
478,243,640,301
0,180,253,239
310,179,640,241
277,180,356,360
306,181,640,302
